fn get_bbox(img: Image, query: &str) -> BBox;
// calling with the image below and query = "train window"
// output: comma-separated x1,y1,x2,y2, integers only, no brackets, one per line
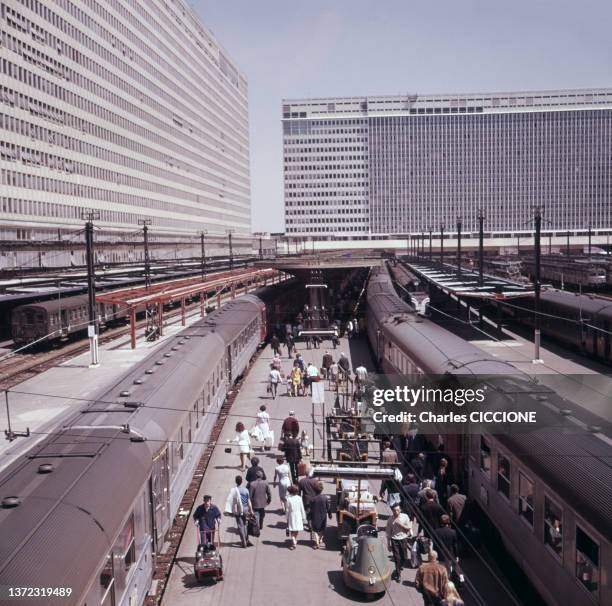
479,436,491,478
497,453,510,500
115,513,135,572
544,496,563,559
576,526,599,596
99,552,115,606
518,472,534,527
178,427,184,459
193,402,199,429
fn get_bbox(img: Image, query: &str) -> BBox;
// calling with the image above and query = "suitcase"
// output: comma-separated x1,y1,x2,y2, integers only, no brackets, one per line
410,538,420,568
297,462,308,477
247,514,260,538
264,431,275,451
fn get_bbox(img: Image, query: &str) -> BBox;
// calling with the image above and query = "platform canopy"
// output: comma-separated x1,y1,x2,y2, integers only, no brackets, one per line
408,262,535,299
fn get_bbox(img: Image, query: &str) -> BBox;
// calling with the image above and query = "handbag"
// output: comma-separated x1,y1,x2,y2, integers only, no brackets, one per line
247,513,260,537
224,487,241,516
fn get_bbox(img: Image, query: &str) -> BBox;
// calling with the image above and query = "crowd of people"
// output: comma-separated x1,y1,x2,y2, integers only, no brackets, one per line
265,347,366,401
377,435,469,605
192,322,468,605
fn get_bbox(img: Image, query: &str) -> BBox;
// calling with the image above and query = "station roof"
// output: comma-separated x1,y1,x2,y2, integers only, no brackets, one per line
255,250,387,273
96,267,279,307
407,261,534,299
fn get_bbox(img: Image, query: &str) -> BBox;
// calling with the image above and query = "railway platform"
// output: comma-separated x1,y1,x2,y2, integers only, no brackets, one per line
468,322,612,425
160,337,428,606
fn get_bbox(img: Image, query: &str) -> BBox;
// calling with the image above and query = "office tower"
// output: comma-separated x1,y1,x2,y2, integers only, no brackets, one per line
283,89,612,237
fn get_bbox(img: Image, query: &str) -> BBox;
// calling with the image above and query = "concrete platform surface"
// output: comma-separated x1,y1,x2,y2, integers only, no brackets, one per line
161,339,426,606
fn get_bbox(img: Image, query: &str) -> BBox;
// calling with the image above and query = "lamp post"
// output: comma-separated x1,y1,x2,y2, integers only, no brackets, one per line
428,228,433,262
227,229,235,270
478,211,485,287
533,207,543,363
200,230,208,280
138,219,152,289
82,210,100,367
456,216,463,278
440,225,445,267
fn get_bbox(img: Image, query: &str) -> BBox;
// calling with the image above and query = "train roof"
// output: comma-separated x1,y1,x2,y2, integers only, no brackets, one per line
368,267,520,376
541,289,612,316
0,428,151,602
12,294,92,314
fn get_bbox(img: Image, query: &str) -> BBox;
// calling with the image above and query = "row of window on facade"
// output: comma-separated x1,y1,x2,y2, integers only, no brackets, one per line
0,57,247,182
0,170,249,225
479,437,600,598
7,0,248,146
0,137,248,207
286,226,366,233
0,195,250,234
0,105,250,197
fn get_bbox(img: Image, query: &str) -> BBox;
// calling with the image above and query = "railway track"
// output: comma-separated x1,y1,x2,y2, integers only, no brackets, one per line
0,301,219,391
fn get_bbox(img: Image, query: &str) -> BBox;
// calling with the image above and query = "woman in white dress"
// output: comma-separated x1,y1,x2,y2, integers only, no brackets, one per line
286,484,306,549
229,421,251,471
273,456,292,513
255,405,271,448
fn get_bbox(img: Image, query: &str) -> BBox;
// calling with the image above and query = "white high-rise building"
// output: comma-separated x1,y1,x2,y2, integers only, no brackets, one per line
0,0,250,246
283,89,612,238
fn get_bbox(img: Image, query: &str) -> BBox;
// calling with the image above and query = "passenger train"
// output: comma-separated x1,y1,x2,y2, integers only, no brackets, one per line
0,285,285,606
493,289,612,364
11,294,128,345
366,266,612,606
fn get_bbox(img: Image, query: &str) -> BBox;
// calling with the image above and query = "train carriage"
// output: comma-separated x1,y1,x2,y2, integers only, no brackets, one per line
11,295,127,346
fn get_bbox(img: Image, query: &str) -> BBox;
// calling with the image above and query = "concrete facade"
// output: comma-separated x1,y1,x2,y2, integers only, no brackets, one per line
283,88,612,238
0,0,250,244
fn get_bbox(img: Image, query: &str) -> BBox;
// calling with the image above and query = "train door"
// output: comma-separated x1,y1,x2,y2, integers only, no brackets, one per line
227,345,233,383
150,448,170,553
60,309,68,331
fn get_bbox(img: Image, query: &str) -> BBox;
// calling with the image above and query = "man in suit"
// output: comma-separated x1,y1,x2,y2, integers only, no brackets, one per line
420,489,445,532
447,484,467,526
433,515,458,571
245,456,267,484
248,470,271,532
283,431,302,484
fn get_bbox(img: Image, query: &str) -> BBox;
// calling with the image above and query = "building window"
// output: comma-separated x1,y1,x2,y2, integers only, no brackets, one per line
497,453,510,500
576,526,599,596
544,496,562,559
479,436,491,477
518,472,534,527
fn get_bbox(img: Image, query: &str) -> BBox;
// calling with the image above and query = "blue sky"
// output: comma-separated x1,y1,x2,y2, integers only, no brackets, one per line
192,0,612,232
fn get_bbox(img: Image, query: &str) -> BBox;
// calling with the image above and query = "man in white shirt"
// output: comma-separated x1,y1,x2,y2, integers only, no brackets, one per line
305,363,319,395
386,503,413,583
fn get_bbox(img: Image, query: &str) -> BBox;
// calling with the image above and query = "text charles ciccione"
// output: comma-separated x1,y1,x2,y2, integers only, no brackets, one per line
370,386,537,424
